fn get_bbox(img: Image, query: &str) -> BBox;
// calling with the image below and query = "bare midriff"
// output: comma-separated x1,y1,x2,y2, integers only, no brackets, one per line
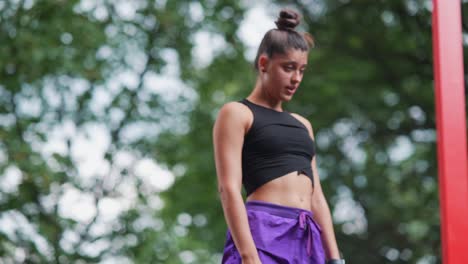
246,171,315,211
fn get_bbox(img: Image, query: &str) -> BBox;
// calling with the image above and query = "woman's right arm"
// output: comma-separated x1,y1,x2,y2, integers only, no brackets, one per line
213,102,261,263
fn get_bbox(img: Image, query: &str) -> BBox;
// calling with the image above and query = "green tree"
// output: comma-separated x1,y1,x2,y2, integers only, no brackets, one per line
0,0,244,262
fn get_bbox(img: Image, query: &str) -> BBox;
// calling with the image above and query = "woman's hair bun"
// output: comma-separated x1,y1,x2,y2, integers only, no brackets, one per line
274,9,300,31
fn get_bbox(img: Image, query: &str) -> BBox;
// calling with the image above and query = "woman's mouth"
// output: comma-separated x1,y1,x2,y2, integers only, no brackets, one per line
286,86,297,95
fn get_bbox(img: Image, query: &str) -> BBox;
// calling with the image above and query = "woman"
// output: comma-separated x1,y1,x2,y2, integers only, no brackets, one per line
212,8,345,264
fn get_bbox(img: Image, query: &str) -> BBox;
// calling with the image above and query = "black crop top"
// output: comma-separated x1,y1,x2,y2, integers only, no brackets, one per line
239,98,316,197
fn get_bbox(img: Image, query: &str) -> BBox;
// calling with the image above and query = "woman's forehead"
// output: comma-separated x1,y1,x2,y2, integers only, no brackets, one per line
273,49,308,63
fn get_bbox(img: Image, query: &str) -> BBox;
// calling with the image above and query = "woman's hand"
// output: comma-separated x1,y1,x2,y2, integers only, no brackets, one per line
241,255,262,264
240,250,262,264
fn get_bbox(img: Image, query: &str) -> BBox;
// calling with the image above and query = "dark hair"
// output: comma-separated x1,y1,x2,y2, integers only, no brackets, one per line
254,8,315,71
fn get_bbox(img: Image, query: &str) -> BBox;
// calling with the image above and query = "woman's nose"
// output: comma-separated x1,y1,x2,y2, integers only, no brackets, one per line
291,71,301,83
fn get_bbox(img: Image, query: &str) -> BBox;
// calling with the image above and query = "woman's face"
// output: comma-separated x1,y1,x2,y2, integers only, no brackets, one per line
259,48,308,102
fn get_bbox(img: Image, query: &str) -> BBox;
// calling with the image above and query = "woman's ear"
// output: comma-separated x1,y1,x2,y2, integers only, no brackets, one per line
258,54,269,72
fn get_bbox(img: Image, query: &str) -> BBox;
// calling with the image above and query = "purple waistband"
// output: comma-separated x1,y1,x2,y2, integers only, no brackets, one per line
245,200,322,257
245,200,314,219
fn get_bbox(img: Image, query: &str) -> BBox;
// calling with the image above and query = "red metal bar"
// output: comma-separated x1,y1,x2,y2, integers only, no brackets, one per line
432,0,468,263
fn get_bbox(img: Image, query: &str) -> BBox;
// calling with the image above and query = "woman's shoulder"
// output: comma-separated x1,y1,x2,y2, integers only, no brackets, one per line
218,100,252,117
215,100,253,128
289,112,313,132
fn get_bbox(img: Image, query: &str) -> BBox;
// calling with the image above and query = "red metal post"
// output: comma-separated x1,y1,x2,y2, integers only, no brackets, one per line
432,0,468,263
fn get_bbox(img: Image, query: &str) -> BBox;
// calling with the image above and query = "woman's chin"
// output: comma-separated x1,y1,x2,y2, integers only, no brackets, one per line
281,94,294,102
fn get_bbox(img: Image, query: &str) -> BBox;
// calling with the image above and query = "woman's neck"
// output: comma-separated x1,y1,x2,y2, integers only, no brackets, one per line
247,78,283,111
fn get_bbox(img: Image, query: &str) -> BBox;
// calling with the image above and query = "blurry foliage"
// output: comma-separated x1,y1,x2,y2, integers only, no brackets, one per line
158,1,446,264
0,0,465,263
0,0,244,262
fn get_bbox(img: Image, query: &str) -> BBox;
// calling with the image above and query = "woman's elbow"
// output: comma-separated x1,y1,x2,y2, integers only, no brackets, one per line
311,189,328,211
218,182,242,202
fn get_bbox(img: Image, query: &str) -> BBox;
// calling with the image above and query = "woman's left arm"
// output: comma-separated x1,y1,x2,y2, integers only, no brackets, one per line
309,153,341,261
293,114,341,261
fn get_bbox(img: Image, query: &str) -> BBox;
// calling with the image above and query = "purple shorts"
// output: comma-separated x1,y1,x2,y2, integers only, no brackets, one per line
221,200,325,264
